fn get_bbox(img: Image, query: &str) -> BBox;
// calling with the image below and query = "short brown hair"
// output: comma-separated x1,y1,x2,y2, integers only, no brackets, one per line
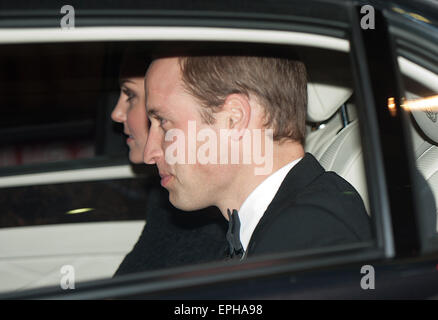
178,56,307,144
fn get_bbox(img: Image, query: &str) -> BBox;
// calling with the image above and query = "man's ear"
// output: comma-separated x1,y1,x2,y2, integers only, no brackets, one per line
222,93,251,140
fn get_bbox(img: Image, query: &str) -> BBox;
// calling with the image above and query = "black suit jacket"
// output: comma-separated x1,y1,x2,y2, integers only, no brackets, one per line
246,153,372,256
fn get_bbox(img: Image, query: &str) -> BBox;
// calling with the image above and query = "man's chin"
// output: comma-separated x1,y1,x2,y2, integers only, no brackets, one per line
168,193,206,212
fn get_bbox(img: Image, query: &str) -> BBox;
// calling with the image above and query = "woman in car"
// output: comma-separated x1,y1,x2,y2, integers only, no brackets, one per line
111,50,227,275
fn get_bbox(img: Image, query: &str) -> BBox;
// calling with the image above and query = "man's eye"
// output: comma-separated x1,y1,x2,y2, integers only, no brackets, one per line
149,118,167,131
159,118,167,127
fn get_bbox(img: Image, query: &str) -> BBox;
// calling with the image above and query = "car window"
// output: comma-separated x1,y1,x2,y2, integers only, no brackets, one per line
1,43,98,167
398,58,438,249
388,7,438,251
0,42,157,293
0,37,382,295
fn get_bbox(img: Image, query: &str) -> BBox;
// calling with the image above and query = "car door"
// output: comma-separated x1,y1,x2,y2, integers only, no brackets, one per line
0,42,152,292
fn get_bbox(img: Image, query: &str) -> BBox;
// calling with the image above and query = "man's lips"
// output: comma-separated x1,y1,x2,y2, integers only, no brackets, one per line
159,173,173,187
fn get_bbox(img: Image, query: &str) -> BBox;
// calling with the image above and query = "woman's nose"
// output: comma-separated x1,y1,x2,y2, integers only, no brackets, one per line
111,97,127,123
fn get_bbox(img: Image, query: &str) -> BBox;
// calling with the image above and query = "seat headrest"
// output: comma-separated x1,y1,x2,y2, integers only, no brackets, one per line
411,106,438,144
307,83,353,123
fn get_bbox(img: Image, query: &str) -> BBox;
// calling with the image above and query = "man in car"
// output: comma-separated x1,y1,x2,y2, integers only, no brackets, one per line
143,56,372,259
112,51,227,275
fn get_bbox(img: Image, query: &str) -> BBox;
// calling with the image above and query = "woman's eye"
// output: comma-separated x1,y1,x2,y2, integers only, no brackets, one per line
127,93,136,102
122,89,136,102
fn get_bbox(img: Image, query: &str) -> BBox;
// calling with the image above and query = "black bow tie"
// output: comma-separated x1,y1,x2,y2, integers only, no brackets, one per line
226,209,244,259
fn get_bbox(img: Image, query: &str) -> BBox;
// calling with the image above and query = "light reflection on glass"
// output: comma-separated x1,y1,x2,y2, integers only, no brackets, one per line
66,208,95,215
401,95,438,111
388,97,397,117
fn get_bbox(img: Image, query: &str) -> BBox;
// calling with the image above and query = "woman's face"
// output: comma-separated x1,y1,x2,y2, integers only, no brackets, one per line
111,76,148,164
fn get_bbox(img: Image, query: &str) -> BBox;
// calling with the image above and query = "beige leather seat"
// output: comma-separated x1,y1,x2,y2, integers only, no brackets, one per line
305,84,370,213
306,85,438,223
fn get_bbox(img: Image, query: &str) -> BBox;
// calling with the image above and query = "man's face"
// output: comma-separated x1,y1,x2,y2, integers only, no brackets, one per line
144,57,231,211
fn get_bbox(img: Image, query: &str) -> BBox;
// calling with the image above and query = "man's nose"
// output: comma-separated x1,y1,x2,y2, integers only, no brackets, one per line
143,130,163,164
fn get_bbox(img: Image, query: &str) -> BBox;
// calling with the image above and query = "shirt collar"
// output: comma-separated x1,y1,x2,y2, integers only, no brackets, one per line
237,157,303,251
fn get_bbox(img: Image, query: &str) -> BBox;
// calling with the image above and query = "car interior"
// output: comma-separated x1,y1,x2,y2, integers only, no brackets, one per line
0,28,437,294
400,57,438,235
305,54,438,236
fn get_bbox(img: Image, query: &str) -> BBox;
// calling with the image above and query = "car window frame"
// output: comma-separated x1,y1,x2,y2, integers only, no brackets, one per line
385,8,438,254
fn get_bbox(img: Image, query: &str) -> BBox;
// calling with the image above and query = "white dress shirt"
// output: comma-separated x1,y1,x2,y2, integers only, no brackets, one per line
238,157,303,252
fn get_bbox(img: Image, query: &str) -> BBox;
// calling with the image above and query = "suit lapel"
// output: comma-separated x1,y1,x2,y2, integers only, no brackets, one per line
246,153,325,255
